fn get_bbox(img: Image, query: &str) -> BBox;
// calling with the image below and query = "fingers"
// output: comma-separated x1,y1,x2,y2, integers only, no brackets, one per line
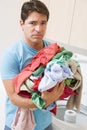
41,81,65,107
57,81,65,97
54,81,65,91
58,81,65,89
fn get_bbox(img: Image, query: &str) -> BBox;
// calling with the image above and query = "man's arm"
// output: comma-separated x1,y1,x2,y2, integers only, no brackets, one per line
2,79,65,109
2,79,37,109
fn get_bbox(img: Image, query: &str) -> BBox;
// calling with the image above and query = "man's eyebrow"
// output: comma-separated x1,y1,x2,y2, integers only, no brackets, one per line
28,20,47,23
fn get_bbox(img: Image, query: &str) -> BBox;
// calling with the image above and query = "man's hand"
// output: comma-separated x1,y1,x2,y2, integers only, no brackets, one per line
41,81,65,107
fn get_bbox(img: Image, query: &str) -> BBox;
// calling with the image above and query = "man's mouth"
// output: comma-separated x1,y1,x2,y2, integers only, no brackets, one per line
32,34,42,38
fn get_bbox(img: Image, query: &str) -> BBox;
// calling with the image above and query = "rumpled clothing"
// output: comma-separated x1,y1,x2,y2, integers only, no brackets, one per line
60,86,77,99
19,48,74,112
52,47,73,61
13,43,82,114
19,78,46,109
13,43,62,93
38,63,73,92
37,48,73,92
11,108,36,130
66,60,83,111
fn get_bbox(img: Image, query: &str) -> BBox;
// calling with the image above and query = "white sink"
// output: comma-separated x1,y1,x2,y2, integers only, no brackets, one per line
51,101,87,130
45,123,61,130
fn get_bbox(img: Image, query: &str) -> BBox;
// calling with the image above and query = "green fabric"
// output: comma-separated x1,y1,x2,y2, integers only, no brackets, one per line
24,82,46,109
32,92,46,109
53,49,73,61
45,48,73,71
46,55,67,69
65,78,77,87
32,66,45,76
21,48,74,109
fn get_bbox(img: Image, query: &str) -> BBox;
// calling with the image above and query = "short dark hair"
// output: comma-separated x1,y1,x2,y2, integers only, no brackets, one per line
21,0,49,22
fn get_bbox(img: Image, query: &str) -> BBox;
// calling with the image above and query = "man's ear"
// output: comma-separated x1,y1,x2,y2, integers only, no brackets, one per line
20,20,24,25
20,20,24,31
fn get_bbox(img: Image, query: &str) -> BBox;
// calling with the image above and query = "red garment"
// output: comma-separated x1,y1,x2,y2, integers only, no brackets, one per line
18,79,77,115
13,43,62,93
60,86,77,100
19,85,77,101
18,77,42,98
18,76,77,104
50,105,57,115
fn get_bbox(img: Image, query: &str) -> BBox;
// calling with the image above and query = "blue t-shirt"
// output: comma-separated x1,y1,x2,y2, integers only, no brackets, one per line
0,39,52,130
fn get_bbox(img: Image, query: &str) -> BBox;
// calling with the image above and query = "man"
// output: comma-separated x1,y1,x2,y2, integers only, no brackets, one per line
0,0,65,130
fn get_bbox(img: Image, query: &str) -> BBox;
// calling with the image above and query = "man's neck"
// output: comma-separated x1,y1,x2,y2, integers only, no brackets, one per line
24,38,44,51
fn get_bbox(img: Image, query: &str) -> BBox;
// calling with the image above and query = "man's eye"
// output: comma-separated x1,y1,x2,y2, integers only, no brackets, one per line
41,21,47,26
30,22,36,25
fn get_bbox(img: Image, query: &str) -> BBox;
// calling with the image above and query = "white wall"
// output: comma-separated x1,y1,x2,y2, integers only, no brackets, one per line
45,0,87,50
46,0,75,44
0,0,26,57
69,0,87,49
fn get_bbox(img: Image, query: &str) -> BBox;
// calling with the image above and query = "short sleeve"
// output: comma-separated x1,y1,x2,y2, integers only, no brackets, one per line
0,50,20,80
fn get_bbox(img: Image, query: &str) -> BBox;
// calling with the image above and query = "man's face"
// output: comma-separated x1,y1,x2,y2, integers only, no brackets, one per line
20,11,48,44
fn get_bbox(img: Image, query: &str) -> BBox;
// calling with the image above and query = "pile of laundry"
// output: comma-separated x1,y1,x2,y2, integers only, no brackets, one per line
13,43,83,114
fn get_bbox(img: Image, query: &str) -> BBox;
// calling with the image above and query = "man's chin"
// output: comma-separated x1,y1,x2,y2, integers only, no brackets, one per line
32,38,42,43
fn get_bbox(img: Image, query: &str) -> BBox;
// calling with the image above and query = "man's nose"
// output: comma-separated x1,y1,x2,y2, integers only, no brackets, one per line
35,25,41,32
